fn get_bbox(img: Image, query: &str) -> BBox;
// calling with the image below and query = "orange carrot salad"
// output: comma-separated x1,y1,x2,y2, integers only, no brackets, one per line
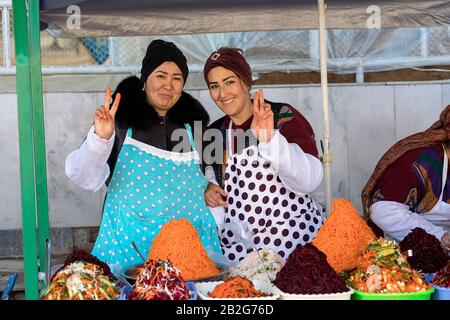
313,198,375,273
208,276,267,298
148,218,220,280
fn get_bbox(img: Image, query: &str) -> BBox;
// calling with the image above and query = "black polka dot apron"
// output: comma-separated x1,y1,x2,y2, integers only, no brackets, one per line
220,124,324,263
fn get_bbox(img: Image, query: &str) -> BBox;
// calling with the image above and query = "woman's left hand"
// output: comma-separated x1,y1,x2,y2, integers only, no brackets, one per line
251,89,274,143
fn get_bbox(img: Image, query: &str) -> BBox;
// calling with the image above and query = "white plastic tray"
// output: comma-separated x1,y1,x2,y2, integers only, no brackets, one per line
276,286,354,300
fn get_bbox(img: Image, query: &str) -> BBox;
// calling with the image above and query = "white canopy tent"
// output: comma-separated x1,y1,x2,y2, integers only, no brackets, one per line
40,0,450,36
38,0,450,214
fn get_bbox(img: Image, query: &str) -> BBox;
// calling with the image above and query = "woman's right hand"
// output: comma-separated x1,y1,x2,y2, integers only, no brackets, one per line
205,183,228,208
94,88,121,139
441,232,450,253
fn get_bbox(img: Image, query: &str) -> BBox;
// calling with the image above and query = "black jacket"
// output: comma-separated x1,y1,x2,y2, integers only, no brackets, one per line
105,76,210,185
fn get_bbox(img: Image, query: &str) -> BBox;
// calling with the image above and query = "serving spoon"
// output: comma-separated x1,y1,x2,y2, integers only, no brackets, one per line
131,241,146,264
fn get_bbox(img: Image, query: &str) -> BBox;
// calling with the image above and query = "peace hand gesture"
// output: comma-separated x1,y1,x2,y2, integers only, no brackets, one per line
251,89,274,143
442,232,450,253
94,88,121,139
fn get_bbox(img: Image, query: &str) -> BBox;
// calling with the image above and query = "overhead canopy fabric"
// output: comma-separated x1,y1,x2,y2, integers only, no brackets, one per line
40,0,450,37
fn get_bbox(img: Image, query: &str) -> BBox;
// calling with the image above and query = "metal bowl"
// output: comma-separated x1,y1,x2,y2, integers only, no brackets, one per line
121,262,229,284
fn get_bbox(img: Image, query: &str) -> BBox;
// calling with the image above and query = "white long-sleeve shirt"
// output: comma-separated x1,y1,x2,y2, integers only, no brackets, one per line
205,130,323,226
205,130,323,193
258,130,323,195
371,200,447,242
65,125,115,192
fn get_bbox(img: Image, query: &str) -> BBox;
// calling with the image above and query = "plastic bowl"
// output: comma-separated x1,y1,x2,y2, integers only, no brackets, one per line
276,287,354,300
118,281,133,300
352,288,434,300
186,282,198,300
423,273,450,300
121,262,229,284
430,284,450,300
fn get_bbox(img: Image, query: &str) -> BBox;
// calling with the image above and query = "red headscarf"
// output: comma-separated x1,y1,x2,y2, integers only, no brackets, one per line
203,47,252,88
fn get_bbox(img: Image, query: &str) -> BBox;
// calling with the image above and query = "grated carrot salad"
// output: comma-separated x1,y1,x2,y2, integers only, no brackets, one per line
148,218,220,280
208,276,267,298
313,198,375,273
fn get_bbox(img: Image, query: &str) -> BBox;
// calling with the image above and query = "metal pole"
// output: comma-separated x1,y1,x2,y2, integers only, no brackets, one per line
2,6,11,67
12,0,49,299
308,30,320,62
2,55,450,75
356,65,364,83
12,0,39,299
318,0,332,215
108,37,115,66
29,0,50,292
420,28,428,58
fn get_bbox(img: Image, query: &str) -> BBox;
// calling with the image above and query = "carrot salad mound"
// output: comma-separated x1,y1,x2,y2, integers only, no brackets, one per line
148,218,220,280
208,276,268,298
312,198,375,273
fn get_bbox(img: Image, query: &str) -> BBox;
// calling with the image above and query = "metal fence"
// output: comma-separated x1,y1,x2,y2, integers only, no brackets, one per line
1,5,449,78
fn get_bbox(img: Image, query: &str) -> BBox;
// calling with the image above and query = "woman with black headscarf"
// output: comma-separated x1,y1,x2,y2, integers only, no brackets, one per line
65,40,221,269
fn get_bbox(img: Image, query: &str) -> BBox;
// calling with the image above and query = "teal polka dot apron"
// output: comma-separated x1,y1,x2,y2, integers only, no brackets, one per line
92,124,222,271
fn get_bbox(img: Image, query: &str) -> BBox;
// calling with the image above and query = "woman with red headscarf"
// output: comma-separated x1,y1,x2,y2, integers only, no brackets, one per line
362,105,450,253
202,48,325,263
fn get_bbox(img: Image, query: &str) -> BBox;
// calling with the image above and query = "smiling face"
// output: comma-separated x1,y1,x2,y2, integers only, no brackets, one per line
144,61,184,116
207,66,253,123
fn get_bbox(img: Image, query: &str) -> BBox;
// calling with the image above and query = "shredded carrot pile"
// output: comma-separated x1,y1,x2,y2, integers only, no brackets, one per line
208,276,268,298
148,218,220,280
312,198,375,273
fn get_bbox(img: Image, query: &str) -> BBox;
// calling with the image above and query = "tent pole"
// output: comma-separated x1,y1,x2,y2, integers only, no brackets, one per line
12,0,49,299
12,0,39,299
29,0,50,291
317,0,332,214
